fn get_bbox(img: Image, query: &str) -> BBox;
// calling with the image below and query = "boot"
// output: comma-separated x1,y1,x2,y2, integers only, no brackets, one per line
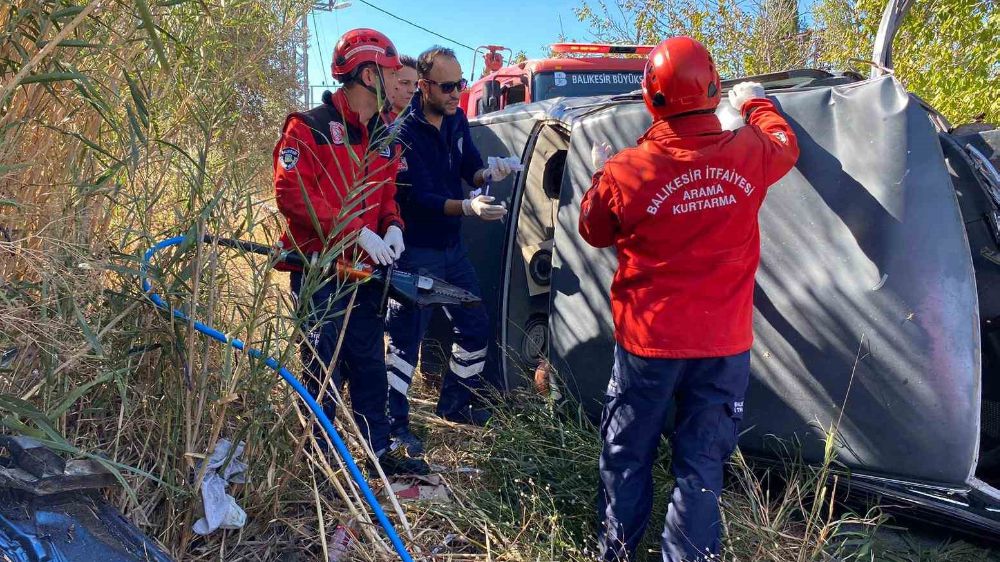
390,428,425,458
374,448,430,476
439,404,491,427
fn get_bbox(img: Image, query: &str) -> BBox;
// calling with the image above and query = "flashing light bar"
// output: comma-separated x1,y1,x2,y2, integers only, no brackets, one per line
550,43,655,55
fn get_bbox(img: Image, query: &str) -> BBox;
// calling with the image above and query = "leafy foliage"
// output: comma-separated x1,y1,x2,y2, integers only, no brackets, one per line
575,0,999,124
814,0,999,124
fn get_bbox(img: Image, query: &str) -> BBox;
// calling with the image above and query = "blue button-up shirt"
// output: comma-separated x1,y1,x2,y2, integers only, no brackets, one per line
395,93,484,249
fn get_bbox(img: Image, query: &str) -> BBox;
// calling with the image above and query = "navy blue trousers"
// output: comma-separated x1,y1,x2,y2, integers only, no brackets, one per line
598,345,749,562
385,244,490,432
291,272,390,455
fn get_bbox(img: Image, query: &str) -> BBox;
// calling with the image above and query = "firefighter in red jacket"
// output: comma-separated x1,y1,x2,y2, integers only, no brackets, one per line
580,37,800,561
273,28,428,476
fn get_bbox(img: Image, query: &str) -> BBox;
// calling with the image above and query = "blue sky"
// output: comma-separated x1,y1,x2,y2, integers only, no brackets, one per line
305,0,595,90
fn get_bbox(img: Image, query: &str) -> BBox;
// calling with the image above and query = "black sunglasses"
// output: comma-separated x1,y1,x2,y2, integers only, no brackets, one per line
423,78,468,94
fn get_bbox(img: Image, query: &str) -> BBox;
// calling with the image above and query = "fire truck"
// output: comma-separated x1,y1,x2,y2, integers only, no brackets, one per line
459,43,653,118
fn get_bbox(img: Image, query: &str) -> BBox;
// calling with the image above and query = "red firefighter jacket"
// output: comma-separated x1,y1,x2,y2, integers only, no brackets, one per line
579,98,800,358
273,89,402,269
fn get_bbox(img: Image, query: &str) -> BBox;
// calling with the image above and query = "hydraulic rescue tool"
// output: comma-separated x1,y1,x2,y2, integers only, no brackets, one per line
201,235,481,313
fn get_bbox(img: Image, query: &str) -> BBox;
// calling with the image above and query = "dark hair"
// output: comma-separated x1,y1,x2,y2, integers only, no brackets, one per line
400,54,417,71
338,61,375,86
417,46,457,78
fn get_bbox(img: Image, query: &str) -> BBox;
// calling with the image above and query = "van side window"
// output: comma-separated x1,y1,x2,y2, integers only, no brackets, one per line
543,150,566,200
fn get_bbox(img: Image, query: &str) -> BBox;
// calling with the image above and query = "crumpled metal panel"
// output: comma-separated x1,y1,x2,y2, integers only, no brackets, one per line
0,436,173,561
0,491,173,562
550,75,980,485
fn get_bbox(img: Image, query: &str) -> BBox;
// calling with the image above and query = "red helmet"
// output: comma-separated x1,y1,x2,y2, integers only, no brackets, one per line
332,28,402,80
641,37,722,120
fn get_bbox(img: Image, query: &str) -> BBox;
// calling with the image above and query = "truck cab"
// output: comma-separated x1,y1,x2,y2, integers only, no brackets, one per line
460,44,651,118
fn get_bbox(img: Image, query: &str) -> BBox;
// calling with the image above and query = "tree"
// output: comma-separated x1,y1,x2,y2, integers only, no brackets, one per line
813,0,999,124
575,0,999,124
574,0,813,77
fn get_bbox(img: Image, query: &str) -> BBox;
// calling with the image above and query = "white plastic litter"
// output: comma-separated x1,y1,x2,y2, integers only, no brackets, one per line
192,438,248,535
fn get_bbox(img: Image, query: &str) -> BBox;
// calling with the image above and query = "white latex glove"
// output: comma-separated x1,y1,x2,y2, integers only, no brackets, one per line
591,142,614,169
483,156,523,182
728,81,766,112
382,224,405,260
462,195,508,221
357,226,395,266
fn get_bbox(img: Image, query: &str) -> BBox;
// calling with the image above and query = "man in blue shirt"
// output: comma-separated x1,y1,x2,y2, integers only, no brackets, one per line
386,46,520,456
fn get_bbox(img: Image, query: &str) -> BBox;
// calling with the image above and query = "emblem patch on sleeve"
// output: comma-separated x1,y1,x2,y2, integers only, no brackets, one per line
772,131,788,145
279,147,299,170
329,122,346,145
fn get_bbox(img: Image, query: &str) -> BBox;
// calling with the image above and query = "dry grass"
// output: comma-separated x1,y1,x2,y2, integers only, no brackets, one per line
348,373,998,561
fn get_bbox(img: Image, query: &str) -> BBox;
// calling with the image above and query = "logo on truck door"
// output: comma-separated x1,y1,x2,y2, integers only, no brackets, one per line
569,72,643,85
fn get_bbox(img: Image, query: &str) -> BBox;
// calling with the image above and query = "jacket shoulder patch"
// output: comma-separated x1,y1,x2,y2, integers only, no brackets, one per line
329,121,346,145
279,147,299,170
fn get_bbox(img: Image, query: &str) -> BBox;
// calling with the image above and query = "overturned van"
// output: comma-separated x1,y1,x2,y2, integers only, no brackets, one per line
424,0,1000,537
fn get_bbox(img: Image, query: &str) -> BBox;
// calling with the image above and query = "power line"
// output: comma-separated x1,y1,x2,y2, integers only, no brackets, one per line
355,0,476,51
333,4,341,41
312,11,329,85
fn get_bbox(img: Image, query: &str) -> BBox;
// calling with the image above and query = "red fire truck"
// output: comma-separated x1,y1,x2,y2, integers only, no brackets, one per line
460,43,653,118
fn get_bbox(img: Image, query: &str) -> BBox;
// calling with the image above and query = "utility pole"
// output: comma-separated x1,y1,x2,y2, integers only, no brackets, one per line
301,1,352,109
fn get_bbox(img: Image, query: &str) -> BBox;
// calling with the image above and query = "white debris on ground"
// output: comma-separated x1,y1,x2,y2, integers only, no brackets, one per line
193,438,249,535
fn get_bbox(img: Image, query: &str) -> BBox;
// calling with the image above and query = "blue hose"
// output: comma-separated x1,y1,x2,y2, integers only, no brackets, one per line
140,235,413,562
